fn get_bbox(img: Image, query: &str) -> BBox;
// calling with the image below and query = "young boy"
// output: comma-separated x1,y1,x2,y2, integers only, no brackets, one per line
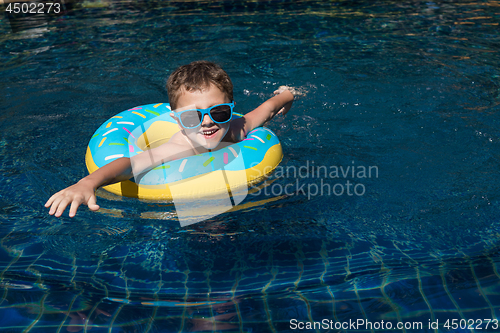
45,60,294,217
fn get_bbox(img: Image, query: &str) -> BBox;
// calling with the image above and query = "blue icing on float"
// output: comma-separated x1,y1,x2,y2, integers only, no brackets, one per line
85,103,283,200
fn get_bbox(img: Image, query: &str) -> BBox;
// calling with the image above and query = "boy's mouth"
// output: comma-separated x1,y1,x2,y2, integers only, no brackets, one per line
201,128,219,139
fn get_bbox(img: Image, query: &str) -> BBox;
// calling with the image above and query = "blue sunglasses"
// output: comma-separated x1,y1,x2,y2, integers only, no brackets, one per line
173,102,234,129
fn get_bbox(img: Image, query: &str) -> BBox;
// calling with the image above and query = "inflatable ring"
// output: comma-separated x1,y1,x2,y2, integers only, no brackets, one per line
85,103,283,200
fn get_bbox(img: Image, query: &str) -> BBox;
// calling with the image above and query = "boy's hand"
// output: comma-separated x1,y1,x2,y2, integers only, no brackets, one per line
273,85,307,97
273,86,299,116
45,179,100,218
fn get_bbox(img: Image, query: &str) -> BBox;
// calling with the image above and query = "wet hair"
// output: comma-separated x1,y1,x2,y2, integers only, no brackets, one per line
166,61,233,110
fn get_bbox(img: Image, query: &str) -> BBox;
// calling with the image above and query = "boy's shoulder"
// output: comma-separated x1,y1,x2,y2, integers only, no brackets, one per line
168,131,189,145
227,116,247,143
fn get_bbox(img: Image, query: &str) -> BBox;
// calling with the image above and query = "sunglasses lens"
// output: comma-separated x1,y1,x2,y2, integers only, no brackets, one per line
180,111,202,128
178,104,233,128
210,105,232,122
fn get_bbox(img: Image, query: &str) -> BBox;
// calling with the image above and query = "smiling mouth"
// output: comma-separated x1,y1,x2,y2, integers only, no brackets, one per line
201,128,219,137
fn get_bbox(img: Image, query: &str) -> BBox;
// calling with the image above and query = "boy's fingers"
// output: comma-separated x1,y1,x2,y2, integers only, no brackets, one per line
69,199,81,218
48,196,63,215
45,192,61,208
54,197,72,217
47,191,70,214
87,195,99,211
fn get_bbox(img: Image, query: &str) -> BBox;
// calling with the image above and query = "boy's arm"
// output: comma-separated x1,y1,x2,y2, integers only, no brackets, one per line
232,88,294,141
45,140,192,218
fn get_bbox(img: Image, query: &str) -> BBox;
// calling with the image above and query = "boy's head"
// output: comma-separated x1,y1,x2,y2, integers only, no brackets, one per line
167,61,234,150
167,61,233,110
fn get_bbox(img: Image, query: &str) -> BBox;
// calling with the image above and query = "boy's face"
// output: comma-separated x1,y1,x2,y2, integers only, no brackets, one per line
171,84,231,150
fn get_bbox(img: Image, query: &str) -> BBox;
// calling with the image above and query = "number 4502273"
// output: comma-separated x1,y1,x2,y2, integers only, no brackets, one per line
444,319,499,330
5,2,61,14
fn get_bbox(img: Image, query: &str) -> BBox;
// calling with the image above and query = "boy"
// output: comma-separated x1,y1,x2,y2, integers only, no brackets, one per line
45,60,294,217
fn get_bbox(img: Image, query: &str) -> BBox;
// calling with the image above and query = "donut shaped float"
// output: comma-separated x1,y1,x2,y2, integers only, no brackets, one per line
85,103,283,200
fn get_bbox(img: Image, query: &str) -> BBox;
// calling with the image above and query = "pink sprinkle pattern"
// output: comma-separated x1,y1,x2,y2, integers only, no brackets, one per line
123,127,135,138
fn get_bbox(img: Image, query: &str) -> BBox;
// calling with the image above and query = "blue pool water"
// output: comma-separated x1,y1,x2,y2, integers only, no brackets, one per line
1,0,500,332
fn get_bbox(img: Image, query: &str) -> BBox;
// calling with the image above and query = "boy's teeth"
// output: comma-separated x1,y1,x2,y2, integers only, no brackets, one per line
203,129,218,135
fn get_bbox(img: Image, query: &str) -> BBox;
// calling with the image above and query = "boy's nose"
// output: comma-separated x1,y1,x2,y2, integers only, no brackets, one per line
201,114,214,126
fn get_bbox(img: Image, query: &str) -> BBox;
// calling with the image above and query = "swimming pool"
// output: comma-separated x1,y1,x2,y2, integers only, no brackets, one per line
1,0,500,331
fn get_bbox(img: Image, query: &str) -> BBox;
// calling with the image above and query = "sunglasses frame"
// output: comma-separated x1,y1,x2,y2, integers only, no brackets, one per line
173,102,235,129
